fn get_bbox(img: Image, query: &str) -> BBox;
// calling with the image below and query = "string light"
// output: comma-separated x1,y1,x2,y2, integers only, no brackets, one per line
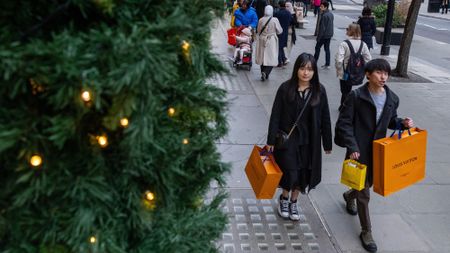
145,191,155,201
182,138,189,145
29,79,44,95
29,155,42,167
96,135,108,147
168,107,176,117
81,90,91,102
182,40,191,59
120,118,129,128
143,190,156,210
182,40,190,51
89,236,96,244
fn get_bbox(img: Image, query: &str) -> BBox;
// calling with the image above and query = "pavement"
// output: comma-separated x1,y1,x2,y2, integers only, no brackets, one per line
212,3,450,253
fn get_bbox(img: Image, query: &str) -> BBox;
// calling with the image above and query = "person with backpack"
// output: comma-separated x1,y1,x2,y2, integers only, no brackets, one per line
334,58,414,252
335,23,371,110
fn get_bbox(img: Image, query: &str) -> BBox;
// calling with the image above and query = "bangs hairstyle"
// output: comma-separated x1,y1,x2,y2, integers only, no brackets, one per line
364,58,391,75
287,53,321,105
346,23,361,39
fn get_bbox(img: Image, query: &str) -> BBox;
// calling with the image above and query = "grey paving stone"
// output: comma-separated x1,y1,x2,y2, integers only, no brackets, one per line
217,189,338,253
405,214,450,252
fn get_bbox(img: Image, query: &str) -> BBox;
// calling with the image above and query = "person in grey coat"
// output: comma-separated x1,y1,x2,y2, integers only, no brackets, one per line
334,58,414,253
267,53,332,221
314,1,334,69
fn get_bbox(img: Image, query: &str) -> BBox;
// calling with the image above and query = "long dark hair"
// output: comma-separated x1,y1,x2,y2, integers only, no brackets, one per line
287,53,321,105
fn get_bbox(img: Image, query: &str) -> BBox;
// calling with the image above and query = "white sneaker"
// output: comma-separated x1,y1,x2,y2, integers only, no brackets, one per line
289,202,300,221
278,195,289,219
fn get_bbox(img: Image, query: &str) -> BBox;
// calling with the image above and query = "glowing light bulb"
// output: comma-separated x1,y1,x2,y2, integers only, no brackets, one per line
89,236,96,244
145,191,155,201
168,107,176,117
120,118,129,127
182,138,189,145
81,90,91,102
97,135,108,147
30,155,42,167
182,40,190,51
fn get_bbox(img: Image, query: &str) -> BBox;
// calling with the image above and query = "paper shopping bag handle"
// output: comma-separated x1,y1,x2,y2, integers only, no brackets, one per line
390,122,412,139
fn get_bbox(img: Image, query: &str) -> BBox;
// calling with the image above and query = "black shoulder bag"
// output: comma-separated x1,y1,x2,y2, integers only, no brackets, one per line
275,91,312,149
259,17,272,36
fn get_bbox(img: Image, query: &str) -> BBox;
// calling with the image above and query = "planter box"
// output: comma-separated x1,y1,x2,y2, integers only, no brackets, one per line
375,27,404,45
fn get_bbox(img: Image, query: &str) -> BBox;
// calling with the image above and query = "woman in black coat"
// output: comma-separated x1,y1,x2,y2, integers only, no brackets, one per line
358,7,377,50
357,7,376,50
334,59,414,252
267,53,332,221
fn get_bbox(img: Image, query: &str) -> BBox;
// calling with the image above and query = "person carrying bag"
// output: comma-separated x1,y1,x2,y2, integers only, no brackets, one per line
267,53,332,221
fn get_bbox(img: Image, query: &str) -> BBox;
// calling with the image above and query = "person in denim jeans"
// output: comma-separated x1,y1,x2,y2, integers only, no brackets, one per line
314,1,334,69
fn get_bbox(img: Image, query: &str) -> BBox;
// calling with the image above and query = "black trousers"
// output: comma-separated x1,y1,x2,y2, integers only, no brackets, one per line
314,38,331,66
346,186,372,232
261,65,274,77
340,79,352,108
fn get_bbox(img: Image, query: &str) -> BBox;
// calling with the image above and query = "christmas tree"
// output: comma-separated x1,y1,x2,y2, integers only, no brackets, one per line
0,0,229,252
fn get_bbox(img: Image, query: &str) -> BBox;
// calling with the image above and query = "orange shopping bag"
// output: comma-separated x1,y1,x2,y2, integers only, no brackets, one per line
373,128,427,197
245,145,283,199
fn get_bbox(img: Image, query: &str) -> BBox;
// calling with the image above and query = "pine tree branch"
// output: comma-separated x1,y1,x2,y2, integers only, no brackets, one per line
20,1,71,42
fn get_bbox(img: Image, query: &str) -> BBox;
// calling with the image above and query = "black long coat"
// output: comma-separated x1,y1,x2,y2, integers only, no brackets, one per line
267,81,333,190
357,16,376,49
274,8,292,48
334,83,405,186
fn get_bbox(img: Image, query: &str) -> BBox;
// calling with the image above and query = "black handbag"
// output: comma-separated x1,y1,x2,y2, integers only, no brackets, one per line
275,91,311,149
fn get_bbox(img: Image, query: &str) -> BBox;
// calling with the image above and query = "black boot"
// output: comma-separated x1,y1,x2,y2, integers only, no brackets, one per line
343,191,357,215
360,231,378,252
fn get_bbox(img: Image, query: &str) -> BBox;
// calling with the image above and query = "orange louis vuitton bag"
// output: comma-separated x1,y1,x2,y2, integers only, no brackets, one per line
245,145,283,199
373,128,427,197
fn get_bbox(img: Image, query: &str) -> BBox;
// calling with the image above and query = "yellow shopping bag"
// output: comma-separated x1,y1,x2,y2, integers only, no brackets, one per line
340,159,367,191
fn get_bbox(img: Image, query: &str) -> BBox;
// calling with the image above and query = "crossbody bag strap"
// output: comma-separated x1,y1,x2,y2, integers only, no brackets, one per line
259,17,272,36
286,91,312,138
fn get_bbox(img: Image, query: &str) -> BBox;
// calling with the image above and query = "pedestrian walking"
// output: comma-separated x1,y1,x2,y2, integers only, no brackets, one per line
313,0,321,17
301,0,310,17
357,7,376,50
255,5,283,81
328,0,336,10
335,23,371,110
234,0,258,29
230,0,244,27
267,53,332,221
442,0,449,14
284,1,299,63
335,58,415,253
314,1,334,69
274,1,293,66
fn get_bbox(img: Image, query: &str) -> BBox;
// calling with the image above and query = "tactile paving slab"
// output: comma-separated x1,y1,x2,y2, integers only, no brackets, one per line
216,189,338,253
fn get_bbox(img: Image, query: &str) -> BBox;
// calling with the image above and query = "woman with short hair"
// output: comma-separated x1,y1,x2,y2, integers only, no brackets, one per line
335,23,371,110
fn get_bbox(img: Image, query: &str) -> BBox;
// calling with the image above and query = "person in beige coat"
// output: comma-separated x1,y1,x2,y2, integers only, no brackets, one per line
255,5,283,81
335,23,371,110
